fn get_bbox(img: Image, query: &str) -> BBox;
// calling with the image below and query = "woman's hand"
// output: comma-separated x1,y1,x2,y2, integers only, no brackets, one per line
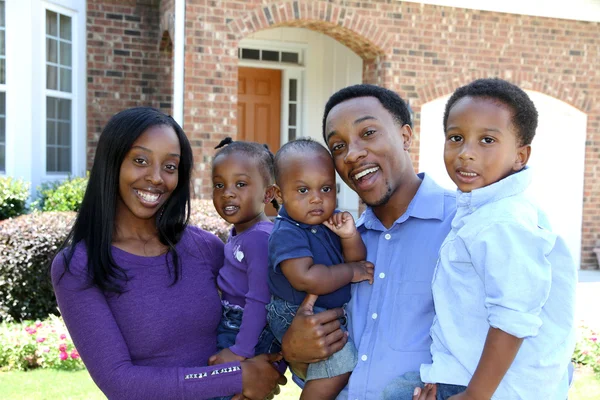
281,294,347,365
239,353,287,400
413,384,437,400
208,348,246,366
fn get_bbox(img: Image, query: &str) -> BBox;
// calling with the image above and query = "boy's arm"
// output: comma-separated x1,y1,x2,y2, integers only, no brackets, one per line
340,232,367,262
453,327,523,400
323,211,366,262
280,257,373,295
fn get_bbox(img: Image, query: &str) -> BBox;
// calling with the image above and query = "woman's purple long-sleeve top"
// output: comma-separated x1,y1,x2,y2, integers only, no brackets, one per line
51,226,243,399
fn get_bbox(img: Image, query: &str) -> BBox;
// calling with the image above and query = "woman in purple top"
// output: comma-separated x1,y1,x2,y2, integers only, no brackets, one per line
51,107,285,400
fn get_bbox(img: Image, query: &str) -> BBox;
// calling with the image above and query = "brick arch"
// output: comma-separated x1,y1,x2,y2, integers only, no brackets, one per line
415,70,591,113
226,1,390,61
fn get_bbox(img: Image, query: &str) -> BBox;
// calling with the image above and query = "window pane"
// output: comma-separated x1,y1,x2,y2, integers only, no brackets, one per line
262,50,279,62
59,68,72,92
59,14,71,40
46,11,58,37
58,122,71,145
0,30,4,56
289,79,297,102
0,144,5,172
0,93,5,142
46,38,57,63
46,65,58,90
281,52,299,64
57,147,71,173
46,121,56,145
47,97,57,119
0,1,5,28
60,42,71,66
288,128,296,142
46,147,56,172
58,99,71,120
0,59,4,85
241,48,259,60
288,103,297,126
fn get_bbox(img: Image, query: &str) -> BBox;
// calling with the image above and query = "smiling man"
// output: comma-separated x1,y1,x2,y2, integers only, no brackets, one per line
281,84,457,399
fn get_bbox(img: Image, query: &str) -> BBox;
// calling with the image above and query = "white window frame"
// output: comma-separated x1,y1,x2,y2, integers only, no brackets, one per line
0,0,6,174
238,39,306,147
41,2,80,179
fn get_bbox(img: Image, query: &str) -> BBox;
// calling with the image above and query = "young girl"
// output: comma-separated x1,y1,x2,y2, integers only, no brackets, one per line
208,138,280,378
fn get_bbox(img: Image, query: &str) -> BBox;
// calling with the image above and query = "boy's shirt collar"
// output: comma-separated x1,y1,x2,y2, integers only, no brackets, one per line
357,173,451,231
456,166,532,210
276,206,319,229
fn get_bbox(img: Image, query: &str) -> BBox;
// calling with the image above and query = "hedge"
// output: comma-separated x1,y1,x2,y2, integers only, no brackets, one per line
0,199,229,322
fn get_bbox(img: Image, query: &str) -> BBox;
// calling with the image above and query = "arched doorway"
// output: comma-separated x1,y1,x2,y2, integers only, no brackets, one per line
237,27,364,215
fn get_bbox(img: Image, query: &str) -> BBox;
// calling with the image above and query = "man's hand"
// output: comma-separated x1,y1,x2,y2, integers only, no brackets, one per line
323,211,358,239
239,353,287,400
412,384,437,400
281,294,347,365
208,347,246,366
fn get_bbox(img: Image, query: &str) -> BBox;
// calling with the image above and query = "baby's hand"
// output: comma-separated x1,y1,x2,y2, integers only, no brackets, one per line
323,211,358,239
208,348,246,366
350,261,374,284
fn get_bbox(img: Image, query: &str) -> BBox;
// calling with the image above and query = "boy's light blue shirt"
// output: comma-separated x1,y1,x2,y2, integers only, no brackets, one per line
339,173,456,400
420,167,576,399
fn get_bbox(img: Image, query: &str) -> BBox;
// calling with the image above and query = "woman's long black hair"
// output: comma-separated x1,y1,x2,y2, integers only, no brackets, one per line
58,107,194,293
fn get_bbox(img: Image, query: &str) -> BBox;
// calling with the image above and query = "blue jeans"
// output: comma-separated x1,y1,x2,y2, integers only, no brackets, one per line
212,302,280,400
266,296,357,381
382,372,466,400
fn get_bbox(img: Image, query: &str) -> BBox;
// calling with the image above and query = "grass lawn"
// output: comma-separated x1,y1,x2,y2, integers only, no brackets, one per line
0,367,596,399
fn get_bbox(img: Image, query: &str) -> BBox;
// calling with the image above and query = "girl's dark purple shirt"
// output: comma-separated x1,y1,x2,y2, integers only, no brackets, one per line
51,226,243,399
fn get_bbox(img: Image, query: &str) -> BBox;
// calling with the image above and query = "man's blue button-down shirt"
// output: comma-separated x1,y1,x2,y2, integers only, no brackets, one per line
339,173,456,400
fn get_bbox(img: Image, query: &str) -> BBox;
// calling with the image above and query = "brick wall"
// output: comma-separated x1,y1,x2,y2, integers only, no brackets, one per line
88,0,600,268
86,0,173,168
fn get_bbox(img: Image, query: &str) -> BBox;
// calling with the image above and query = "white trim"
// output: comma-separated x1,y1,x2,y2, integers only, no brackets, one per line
238,59,305,72
40,2,85,180
173,0,185,126
406,0,600,23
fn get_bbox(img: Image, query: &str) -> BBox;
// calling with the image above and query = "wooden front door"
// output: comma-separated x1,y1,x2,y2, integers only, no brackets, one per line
237,67,282,216
237,67,281,153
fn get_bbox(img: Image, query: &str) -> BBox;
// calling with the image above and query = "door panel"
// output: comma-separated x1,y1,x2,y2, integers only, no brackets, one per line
237,67,281,153
237,67,282,216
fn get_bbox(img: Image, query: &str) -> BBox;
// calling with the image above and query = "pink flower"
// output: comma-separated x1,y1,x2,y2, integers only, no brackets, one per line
35,322,43,328
70,350,80,359
59,333,67,340
583,350,589,355
591,337,597,342
36,337,46,343
59,351,68,361
28,329,37,335
42,347,50,353
58,344,67,352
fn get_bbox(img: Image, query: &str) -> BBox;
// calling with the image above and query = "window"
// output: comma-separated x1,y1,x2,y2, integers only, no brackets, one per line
45,9,72,174
288,79,298,141
0,0,6,172
238,47,302,65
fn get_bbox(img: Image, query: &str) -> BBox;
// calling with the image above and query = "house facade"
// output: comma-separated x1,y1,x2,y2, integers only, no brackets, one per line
4,0,600,268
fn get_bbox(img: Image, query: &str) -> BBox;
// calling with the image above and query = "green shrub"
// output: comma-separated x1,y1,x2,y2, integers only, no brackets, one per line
189,198,231,242
34,176,88,212
0,177,30,220
0,211,76,322
0,315,84,371
0,199,226,322
573,325,600,377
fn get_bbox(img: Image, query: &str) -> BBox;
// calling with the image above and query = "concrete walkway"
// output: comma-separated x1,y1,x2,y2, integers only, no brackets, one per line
576,269,600,330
